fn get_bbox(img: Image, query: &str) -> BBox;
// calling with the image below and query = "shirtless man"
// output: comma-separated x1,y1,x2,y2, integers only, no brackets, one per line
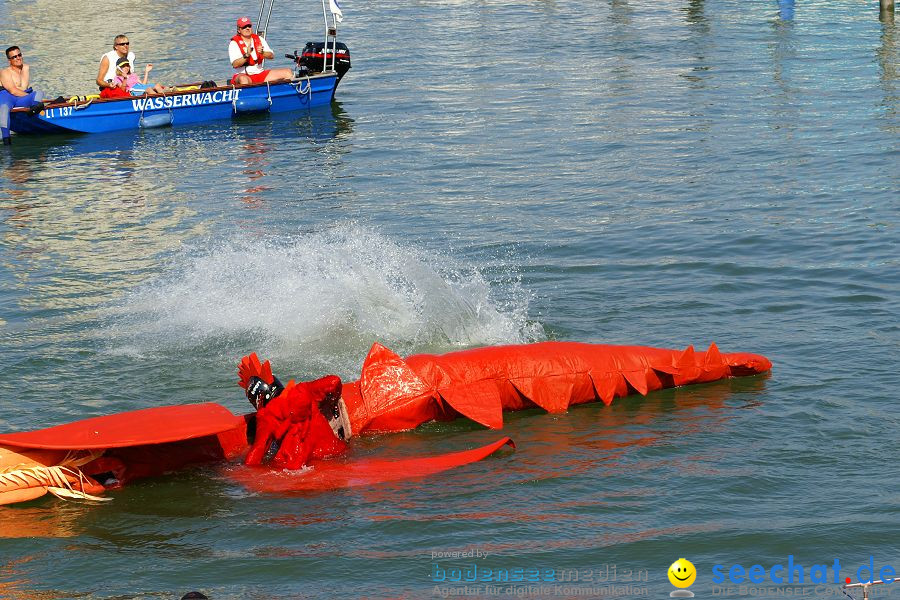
0,46,45,145
229,17,293,85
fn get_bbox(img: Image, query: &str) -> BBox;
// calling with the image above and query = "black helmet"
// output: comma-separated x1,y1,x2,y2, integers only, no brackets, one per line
246,375,284,409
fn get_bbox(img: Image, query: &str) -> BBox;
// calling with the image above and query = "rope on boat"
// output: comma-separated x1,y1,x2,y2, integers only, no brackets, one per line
291,75,311,97
163,87,173,125
266,81,273,107
159,87,175,125
73,98,93,111
138,88,174,127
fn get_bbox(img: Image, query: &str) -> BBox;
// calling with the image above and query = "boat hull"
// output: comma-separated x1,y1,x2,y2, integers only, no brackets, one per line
9,73,338,135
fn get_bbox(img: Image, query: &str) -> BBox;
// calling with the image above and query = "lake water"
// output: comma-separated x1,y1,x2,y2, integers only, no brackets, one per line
0,0,897,598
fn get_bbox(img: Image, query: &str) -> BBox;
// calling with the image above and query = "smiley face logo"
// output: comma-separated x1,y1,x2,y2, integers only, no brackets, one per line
668,558,696,588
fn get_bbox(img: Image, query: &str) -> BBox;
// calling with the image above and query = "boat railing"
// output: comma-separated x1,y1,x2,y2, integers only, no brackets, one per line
257,0,275,38
319,0,340,73
843,578,897,600
256,0,341,73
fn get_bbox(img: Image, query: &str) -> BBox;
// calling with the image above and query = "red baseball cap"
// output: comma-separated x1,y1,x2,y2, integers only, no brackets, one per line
237,17,252,27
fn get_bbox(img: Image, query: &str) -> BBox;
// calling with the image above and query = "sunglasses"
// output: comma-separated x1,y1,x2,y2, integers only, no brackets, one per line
240,24,252,29
115,42,130,47
8,53,22,59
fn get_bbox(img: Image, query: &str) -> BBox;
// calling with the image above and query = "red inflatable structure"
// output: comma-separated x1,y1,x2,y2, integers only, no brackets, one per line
0,341,771,505
338,341,771,434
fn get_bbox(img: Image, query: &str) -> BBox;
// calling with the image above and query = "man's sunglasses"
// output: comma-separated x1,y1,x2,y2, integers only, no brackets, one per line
115,42,130,47
240,24,252,29
7,53,22,59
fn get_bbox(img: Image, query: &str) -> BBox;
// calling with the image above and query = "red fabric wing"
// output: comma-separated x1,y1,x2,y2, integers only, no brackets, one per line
228,437,515,492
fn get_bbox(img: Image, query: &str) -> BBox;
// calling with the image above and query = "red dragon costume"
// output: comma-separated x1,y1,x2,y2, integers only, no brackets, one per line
0,341,771,504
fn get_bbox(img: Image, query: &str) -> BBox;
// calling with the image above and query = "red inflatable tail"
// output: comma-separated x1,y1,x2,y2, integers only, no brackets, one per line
344,341,772,434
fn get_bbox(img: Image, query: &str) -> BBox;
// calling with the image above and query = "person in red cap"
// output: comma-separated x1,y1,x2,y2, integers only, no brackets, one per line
228,17,293,85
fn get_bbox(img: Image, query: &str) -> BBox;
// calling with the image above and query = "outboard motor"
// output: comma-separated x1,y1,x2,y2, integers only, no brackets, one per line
298,41,351,82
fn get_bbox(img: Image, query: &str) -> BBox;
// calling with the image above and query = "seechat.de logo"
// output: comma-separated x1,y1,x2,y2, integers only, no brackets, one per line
712,556,897,586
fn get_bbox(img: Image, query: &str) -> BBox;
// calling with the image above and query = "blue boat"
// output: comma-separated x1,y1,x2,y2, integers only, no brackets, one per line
10,74,343,135
8,0,350,136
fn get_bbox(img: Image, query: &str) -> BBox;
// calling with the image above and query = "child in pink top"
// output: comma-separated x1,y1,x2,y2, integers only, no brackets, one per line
113,57,155,96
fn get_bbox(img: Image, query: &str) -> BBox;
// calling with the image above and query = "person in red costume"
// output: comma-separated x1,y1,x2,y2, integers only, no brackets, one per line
238,353,349,470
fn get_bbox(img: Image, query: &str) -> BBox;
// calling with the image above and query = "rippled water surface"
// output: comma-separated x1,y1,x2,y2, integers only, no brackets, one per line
0,0,898,598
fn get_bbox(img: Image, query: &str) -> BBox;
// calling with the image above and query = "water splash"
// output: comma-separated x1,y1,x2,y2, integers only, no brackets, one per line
104,224,543,374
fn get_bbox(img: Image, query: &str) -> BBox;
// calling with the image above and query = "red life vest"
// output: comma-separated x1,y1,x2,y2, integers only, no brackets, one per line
231,33,265,67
